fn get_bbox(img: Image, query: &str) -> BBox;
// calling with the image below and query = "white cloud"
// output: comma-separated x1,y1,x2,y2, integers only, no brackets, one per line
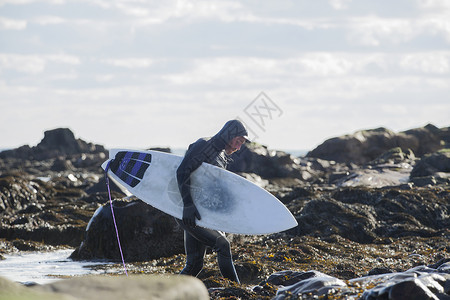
0,54,80,75
329,0,352,10
33,15,65,25
417,0,450,11
0,54,45,74
399,52,450,74
0,0,65,6
346,16,416,46
161,52,450,89
101,58,154,68
0,17,27,30
420,17,450,43
346,12,450,46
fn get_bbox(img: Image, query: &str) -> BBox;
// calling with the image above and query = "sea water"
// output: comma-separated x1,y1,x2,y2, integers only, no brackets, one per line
0,249,112,285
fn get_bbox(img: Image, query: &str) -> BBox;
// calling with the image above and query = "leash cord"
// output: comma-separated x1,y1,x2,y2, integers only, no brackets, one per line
105,161,128,276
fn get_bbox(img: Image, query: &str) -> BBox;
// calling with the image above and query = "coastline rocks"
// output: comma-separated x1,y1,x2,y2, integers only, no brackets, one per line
0,128,107,175
70,199,184,262
1,125,449,299
307,124,447,164
0,128,106,161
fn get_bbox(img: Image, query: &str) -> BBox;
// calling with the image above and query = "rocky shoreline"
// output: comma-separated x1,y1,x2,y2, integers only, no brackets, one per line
0,125,449,299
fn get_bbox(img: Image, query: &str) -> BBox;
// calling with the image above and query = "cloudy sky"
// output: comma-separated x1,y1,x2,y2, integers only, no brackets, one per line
1,0,449,153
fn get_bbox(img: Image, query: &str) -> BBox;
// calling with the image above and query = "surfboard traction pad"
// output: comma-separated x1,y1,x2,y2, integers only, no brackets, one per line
109,151,152,187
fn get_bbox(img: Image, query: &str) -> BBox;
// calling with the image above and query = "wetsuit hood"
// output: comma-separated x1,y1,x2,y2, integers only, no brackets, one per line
212,120,249,150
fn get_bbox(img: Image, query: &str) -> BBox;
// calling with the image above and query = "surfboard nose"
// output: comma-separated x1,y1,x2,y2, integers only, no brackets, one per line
101,159,111,171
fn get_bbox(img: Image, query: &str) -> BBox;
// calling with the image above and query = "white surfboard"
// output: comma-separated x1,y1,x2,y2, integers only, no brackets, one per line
101,149,298,235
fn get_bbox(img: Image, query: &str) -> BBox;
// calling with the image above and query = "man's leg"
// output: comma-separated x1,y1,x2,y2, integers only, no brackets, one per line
176,218,240,283
180,230,206,276
214,235,240,284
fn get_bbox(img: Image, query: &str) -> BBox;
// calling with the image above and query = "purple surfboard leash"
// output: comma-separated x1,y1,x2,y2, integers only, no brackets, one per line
105,161,128,276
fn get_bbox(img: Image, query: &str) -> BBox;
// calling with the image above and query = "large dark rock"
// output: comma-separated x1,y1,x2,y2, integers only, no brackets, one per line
70,199,184,262
306,124,447,164
228,143,302,178
228,143,330,182
288,187,449,243
0,128,106,161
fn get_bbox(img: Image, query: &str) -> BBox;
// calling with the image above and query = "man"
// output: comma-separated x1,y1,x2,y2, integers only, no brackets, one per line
175,119,248,283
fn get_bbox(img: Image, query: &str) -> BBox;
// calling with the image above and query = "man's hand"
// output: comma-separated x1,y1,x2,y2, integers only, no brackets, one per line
183,203,201,227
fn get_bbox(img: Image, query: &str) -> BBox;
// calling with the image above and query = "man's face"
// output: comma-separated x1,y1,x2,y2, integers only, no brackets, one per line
225,136,246,155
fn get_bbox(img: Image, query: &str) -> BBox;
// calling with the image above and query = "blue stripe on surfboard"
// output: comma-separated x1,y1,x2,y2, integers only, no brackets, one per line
115,164,145,187
110,151,151,187
129,153,146,179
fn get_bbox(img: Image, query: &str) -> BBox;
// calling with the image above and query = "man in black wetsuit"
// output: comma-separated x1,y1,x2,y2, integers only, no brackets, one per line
175,119,248,283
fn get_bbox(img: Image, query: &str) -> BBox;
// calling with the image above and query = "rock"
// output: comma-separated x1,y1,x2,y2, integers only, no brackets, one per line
428,258,450,270
262,260,450,300
357,264,450,300
71,199,184,261
18,275,208,300
208,286,253,299
402,124,445,156
388,279,439,300
0,174,55,214
0,128,106,161
294,196,378,243
0,276,69,300
367,267,394,276
328,147,416,188
307,124,447,164
228,143,331,182
411,176,438,187
265,270,322,286
273,271,347,299
228,143,302,178
337,166,413,188
234,261,265,284
288,187,450,243
85,176,128,195
51,158,75,171
410,149,450,179
369,147,415,165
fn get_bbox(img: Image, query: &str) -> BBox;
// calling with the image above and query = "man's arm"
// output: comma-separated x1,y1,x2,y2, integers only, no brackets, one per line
176,141,207,227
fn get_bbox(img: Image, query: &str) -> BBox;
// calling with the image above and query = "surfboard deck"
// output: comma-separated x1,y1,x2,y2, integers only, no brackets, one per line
102,149,298,235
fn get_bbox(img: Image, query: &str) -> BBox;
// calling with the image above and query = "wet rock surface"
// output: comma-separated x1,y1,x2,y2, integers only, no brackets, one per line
70,199,184,261
0,125,449,299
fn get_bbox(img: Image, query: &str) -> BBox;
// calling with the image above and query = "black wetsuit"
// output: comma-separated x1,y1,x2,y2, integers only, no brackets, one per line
175,120,248,283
